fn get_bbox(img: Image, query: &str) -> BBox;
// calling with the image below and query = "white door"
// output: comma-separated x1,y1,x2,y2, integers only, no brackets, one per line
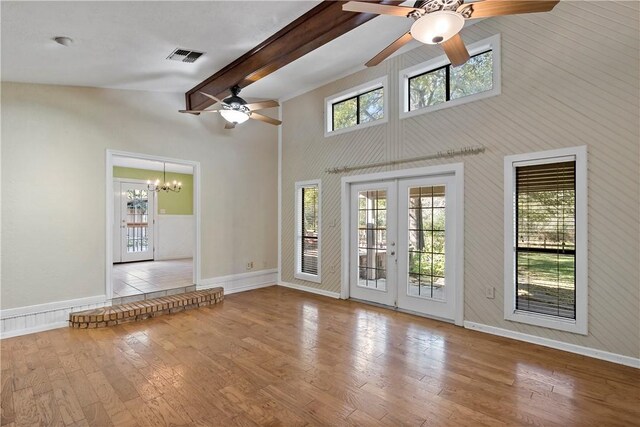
349,175,458,322
114,182,155,263
349,182,397,306
397,176,457,321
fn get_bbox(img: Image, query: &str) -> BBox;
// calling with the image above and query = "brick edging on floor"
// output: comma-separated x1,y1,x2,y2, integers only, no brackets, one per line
69,287,224,328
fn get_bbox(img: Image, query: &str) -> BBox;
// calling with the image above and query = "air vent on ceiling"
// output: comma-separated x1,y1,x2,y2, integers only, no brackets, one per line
167,48,205,63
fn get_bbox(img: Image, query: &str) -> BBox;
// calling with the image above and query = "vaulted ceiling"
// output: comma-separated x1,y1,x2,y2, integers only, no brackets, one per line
1,1,421,100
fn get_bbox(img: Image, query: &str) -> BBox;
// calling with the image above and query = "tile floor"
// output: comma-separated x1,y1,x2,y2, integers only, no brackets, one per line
112,258,193,297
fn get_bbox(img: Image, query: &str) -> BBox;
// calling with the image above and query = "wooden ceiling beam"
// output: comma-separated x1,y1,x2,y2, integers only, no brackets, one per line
185,0,401,111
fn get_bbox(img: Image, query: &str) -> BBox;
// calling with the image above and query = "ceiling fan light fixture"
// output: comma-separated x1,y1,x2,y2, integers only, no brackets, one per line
410,10,465,45
220,107,250,124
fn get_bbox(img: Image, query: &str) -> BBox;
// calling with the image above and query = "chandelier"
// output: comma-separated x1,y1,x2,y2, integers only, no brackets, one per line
147,162,182,193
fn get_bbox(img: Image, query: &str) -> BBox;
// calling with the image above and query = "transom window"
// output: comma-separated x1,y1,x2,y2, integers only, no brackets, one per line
400,34,501,119
408,50,493,111
325,77,388,136
332,87,384,131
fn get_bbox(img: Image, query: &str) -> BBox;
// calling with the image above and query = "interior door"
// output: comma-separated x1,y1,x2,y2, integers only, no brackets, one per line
349,182,397,306
397,175,457,321
119,182,155,263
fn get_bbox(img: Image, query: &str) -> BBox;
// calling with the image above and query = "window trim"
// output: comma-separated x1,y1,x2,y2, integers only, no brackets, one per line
325,76,388,137
295,179,322,283
504,146,588,335
399,34,501,120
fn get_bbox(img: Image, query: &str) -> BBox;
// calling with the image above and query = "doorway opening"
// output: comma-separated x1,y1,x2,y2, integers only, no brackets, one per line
341,164,464,325
106,150,200,301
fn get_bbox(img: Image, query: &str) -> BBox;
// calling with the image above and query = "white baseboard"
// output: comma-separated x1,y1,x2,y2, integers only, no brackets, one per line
198,269,278,295
278,281,341,299
1,295,109,339
464,321,640,369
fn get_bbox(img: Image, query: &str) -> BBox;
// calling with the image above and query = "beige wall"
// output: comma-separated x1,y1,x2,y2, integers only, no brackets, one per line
1,83,278,309
281,1,639,357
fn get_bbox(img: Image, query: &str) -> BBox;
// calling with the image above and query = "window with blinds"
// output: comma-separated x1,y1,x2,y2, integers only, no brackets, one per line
295,181,321,282
515,161,576,319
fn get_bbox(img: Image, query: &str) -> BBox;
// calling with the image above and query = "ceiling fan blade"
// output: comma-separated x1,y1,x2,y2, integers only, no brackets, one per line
224,122,236,130
441,34,470,67
199,91,224,104
343,1,419,17
459,0,559,19
366,31,413,67
244,100,280,111
179,109,220,114
250,112,282,126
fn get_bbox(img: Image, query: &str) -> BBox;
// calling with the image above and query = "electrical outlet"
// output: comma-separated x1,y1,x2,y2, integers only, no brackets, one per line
485,286,495,299
246,261,254,270
329,264,336,274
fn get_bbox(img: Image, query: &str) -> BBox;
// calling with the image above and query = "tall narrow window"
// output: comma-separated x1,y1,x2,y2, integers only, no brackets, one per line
295,180,321,283
516,161,576,318
505,147,587,334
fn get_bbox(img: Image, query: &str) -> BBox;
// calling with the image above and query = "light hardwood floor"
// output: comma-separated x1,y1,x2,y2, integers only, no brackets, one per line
1,286,638,426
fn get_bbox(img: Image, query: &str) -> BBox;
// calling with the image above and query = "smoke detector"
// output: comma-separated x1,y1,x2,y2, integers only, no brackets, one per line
166,48,205,63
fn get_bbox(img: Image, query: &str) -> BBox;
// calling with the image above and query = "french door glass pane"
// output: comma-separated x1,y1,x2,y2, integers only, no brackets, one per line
407,186,445,300
357,190,387,290
126,189,149,253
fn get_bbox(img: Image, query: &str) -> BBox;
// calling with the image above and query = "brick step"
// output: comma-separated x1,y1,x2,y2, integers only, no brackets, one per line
69,287,224,329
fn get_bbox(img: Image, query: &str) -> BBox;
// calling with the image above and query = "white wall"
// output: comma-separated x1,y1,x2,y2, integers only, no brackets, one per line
156,215,193,260
280,1,639,359
1,83,278,310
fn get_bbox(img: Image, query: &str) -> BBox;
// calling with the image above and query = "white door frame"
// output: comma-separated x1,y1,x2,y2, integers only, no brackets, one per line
340,163,465,326
106,149,201,300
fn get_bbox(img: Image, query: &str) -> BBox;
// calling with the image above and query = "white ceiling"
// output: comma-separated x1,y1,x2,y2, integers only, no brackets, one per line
113,156,194,175
0,1,467,101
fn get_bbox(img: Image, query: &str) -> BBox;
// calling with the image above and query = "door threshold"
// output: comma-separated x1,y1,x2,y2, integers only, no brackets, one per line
113,259,154,265
349,297,455,325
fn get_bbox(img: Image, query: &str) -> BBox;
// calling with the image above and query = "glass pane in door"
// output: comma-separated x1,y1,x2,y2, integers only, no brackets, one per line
357,190,387,290
407,186,445,300
126,189,149,253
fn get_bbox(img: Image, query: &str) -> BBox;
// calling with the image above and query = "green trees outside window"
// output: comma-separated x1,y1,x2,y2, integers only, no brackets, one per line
409,50,493,111
332,87,383,131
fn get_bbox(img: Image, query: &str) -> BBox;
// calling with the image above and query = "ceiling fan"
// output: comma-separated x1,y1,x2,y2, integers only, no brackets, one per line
344,0,559,67
179,85,282,129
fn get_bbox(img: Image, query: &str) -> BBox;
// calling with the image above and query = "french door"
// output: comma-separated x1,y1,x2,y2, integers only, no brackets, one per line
113,181,155,263
349,175,458,322
349,182,397,306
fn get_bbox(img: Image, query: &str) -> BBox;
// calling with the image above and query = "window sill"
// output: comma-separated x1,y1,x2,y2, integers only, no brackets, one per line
400,88,500,121
505,310,587,335
294,272,321,284
324,117,388,138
